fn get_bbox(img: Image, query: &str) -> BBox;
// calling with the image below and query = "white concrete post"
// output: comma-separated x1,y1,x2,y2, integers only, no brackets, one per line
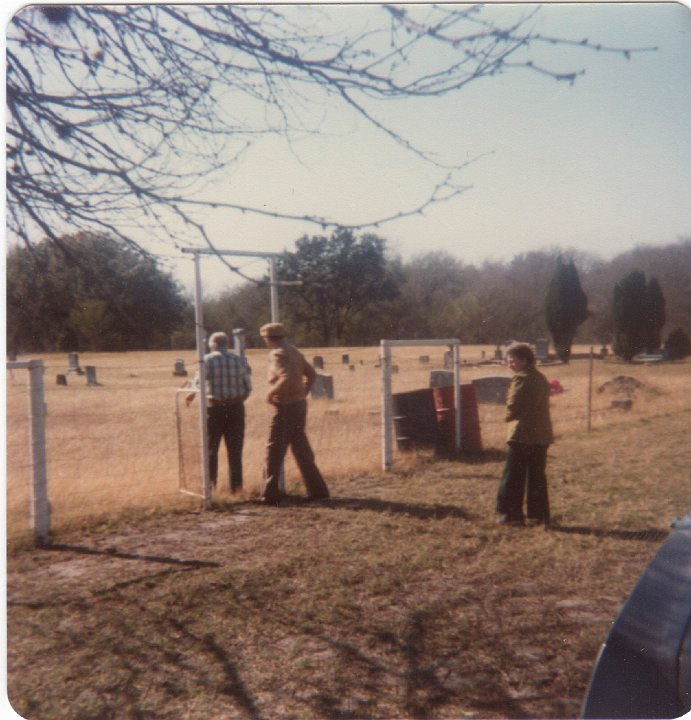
27,360,50,544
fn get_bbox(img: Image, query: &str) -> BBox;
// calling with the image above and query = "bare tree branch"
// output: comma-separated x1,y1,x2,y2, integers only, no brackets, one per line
7,4,655,265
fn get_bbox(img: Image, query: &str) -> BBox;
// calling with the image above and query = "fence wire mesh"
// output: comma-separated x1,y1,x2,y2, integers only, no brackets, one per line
7,347,690,538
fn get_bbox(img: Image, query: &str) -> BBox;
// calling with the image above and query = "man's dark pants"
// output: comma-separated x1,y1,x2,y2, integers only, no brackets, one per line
496,442,550,522
262,399,329,502
207,403,245,492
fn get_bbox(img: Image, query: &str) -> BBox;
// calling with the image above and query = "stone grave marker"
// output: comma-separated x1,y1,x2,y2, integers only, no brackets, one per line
67,352,85,375
535,338,549,362
85,366,100,386
471,376,510,404
429,370,454,388
311,372,334,399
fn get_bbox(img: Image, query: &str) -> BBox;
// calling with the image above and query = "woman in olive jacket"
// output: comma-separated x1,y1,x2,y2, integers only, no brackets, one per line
496,342,553,526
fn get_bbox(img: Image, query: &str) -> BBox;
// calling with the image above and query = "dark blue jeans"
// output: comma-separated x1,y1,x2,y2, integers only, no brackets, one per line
496,442,550,522
207,403,245,492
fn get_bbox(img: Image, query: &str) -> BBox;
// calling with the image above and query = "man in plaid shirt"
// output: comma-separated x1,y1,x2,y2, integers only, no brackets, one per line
187,331,252,493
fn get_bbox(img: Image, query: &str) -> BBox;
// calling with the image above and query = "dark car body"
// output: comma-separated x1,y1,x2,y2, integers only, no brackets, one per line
582,515,691,719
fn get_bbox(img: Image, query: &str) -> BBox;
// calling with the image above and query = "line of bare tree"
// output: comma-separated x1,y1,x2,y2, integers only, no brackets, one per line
203,234,691,355
8,232,690,358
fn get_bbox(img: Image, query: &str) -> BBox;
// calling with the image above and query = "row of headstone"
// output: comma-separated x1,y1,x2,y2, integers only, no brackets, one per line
57,364,100,387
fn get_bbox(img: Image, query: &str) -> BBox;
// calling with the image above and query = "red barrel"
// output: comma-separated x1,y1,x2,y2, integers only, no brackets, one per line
432,384,482,454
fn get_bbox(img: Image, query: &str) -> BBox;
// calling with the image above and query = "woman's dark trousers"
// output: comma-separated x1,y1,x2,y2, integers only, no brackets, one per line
262,400,329,503
496,442,549,522
207,404,245,492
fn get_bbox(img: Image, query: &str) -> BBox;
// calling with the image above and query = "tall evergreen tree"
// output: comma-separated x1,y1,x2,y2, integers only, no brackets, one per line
663,327,690,360
644,277,666,352
612,270,666,361
544,256,589,363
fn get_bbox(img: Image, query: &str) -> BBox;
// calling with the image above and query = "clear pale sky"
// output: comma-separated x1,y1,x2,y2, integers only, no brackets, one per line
164,1,690,297
7,2,689,295
167,2,691,296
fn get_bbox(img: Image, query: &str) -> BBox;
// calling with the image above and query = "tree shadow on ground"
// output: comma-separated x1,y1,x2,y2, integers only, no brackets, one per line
272,495,476,522
548,524,669,542
304,605,533,720
42,543,221,567
433,447,506,464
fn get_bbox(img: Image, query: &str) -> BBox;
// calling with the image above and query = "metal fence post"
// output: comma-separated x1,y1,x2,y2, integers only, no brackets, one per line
381,341,393,471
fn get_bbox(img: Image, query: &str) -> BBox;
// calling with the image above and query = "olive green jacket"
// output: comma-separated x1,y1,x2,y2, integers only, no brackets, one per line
505,366,554,445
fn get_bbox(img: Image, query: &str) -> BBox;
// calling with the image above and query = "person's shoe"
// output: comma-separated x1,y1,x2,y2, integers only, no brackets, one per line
496,513,525,526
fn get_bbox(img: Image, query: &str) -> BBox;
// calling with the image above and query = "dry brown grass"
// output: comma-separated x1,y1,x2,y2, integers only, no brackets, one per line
7,345,691,537
6,402,690,719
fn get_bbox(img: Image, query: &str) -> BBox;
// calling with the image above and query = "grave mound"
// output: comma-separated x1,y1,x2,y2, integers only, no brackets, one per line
597,375,660,399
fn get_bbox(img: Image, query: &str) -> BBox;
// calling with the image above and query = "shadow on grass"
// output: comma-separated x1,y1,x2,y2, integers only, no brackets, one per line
304,606,534,720
201,632,264,720
251,495,477,521
434,447,506,464
42,543,221,567
549,524,669,542
326,496,476,521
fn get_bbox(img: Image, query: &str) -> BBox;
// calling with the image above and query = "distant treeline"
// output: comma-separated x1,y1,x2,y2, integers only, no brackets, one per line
7,231,691,355
205,232,691,351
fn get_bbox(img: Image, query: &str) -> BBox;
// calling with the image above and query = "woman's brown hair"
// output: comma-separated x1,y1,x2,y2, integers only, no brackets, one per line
506,342,536,368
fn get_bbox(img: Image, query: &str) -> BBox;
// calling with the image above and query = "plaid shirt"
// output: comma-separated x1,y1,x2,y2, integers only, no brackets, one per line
199,350,251,401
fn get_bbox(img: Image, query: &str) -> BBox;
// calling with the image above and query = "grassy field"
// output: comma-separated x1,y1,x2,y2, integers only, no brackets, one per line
6,343,691,719
6,345,691,537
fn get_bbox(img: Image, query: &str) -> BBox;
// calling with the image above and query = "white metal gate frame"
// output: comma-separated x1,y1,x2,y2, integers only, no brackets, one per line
180,247,289,507
380,339,461,471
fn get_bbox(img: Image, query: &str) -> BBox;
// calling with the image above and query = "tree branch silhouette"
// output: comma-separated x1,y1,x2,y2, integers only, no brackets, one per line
7,4,655,275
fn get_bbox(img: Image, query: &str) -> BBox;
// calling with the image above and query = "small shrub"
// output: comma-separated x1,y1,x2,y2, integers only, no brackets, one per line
664,327,691,360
